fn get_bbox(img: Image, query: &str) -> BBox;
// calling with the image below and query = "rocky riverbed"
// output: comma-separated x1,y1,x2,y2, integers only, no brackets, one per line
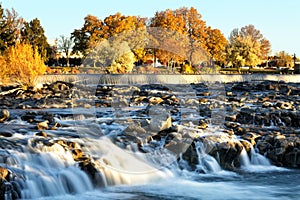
0,80,299,199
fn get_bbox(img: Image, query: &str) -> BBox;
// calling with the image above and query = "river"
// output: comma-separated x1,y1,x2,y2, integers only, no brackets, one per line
1,75,300,199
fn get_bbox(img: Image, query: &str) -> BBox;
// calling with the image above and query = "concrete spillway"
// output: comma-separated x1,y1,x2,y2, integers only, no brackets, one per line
36,74,300,85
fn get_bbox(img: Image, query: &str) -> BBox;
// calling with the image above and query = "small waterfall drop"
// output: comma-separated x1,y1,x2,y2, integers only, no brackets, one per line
6,142,94,199
249,146,271,166
239,140,271,169
195,141,222,173
81,137,174,186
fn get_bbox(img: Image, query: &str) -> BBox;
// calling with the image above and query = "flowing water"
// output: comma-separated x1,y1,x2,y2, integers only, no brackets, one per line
3,75,300,199
2,111,299,200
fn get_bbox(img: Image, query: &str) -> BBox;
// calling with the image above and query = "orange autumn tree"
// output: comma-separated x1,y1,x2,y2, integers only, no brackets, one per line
1,42,46,86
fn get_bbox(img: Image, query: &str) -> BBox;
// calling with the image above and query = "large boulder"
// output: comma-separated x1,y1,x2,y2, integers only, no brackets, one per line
148,105,172,132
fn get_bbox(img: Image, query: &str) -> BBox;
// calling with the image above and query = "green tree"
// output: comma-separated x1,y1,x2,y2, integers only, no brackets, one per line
71,15,105,56
0,4,23,53
21,18,50,60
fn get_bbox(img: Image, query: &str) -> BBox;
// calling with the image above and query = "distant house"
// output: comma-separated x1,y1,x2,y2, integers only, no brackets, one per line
144,53,162,67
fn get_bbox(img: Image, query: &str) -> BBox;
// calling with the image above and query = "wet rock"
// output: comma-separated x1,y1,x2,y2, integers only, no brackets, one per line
0,109,10,123
274,101,294,110
241,132,261,146
148,96,164,105
0,167,8,180
49,81,73,92
32,92,43,100
36,131,47,137
236,108,255,124
284,150,300,167
148,105,172,132
197,120,208,129
37,120,49,130
225,114,236,122
72,149,84,161
181,143,199,170
240,140,252,153
213,140,243,170
125,123,147,135
0,131,13,137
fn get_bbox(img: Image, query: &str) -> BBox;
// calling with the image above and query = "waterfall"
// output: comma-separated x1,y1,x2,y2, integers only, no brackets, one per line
239,140,270,169
81,137,174,186
239,148,251,167
249,146,271,166
2,135,175,199
5,144,93,199
195,141,222,173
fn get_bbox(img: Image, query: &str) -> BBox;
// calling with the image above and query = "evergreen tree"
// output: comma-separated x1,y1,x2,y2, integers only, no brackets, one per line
21,18,50,60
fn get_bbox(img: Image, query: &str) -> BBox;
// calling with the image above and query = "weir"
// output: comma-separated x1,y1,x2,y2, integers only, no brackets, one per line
36,74,300,85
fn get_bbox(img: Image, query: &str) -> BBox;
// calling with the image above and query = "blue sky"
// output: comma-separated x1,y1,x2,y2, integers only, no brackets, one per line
2,0,300,55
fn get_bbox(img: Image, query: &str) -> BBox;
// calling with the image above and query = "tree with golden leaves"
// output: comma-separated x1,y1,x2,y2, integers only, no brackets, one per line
205,27,227,65
149,9,187,67
226,25,271,69
239,24,271,61
0,43,46,86
72,13,147,65
71,15,106,56
149,7,211,67
175,7,208,65
104,13,148,63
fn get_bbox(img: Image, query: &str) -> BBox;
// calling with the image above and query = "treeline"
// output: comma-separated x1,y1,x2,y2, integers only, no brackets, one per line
70,7,273,73
0,3,298,78
0,4,47,86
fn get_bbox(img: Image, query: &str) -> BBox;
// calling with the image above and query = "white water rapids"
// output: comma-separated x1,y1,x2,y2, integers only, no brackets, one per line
2,75,300,199
2,116,296,200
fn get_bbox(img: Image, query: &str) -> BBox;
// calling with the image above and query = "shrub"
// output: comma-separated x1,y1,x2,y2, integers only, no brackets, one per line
0,43,46,86
197,65,221,74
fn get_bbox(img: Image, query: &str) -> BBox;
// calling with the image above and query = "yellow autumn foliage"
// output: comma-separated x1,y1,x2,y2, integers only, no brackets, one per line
0,43,46,86
182,64,195,74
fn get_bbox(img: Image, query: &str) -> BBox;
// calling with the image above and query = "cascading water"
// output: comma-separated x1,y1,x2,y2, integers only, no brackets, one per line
4,140,93,199
195,141,221,173
239,140,271,170
79,137,174,186
2,77,300,200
